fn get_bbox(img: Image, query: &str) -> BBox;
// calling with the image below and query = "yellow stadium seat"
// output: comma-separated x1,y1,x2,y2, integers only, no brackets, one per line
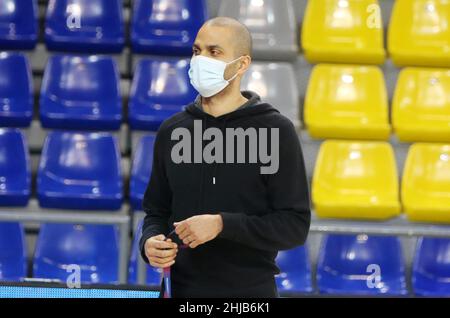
312,140,401,220
388,0,450,67
392,68,450,142
402,143,450,223
302,0,385,64
304,64,390,140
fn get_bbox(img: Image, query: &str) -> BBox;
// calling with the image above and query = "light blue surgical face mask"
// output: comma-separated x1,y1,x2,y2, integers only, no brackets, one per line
188,55,242,98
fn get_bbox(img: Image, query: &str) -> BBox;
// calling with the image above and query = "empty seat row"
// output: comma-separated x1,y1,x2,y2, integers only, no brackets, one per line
2,221,449,296
3,52,448,141
0,222,119,283
137,59,300,130
302,0,450,67
1,0,448,67
128,231,450,296
312,141,450,223
0,52,299,131
127,221,309,294
0,128,148,211
0,128,123,210
0,0,208,55
2,128,448,225
305,64,450,142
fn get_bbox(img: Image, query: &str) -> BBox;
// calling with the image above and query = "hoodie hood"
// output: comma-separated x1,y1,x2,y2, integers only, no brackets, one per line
185,90,279,123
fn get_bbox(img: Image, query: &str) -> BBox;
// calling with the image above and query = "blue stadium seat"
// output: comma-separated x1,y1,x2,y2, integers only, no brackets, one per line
275,245,313,294
0,128,30,206
413,237,450,297
0,52,33,127
37,131,123,210
33,223,119,284
45,0,125,53
129,58,196,131
128,221,162,286
131,0,208,55
317,234,407,295
40,55,122,130
0,222,27,281
0,0,38,50
130,135,155,210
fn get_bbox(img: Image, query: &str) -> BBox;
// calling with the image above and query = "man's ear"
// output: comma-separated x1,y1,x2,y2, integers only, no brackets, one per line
238,55,252,75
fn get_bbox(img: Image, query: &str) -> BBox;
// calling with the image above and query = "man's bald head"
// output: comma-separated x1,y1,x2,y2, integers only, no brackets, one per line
201,17,253,58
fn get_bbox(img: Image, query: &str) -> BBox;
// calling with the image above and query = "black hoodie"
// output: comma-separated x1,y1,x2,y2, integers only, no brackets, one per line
139,91,311,298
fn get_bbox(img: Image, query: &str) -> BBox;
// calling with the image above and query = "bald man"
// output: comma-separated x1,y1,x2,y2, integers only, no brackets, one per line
140,17,311,298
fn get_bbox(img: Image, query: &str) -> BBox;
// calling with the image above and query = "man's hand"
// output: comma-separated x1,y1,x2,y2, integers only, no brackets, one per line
144,234,178,268
174,214,223,248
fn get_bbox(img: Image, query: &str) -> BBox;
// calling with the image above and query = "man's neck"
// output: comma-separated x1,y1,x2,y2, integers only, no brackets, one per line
201,85,249,118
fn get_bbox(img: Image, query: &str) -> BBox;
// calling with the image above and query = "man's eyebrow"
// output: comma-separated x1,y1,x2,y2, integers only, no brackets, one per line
206,44,224,51
192,43,224,52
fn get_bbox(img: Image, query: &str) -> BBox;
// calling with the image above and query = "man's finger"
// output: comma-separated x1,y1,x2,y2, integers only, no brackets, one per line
174,222,189,235
152,240,177,250
189,240,201,249
182,235,196,245
153,234,166,241
176,225,191,239
149,256,176,265
149,247,178,258
178,228,193,240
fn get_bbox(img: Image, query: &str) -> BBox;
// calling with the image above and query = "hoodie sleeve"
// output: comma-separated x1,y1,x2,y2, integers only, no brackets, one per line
139,127,172,263
217,118,311,252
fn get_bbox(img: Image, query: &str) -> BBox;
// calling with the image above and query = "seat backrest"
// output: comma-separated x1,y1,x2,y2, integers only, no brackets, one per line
276,245,310,273
393,68,450,114
241,62,299,126
0,0,37,34
389,0,450,50
319,234,405,277
314,141,399,194
131,135,156,185
0,53,32,100
46,0,123,36
414,237,450,279
0,222,26,281
41,55,120,103
218,0,297,47
40,131,121,181
133,0,207,29
35,224,118,265
403,143,450,194
0,129,30,184
131,58,196,106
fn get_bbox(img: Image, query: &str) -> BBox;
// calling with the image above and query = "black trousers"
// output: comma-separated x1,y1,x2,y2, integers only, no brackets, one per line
159,277,279,298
